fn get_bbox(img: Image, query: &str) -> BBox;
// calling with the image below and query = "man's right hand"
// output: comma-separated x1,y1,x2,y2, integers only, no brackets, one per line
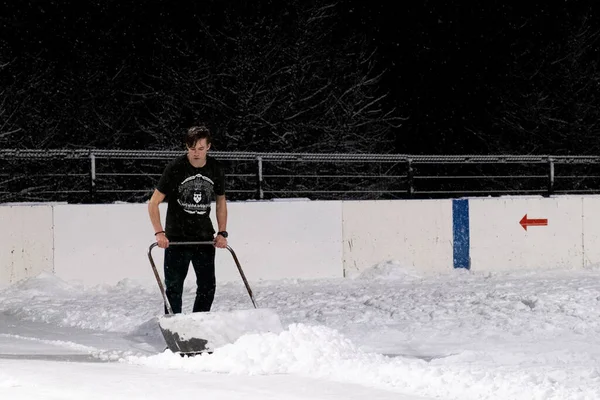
156,232,169,248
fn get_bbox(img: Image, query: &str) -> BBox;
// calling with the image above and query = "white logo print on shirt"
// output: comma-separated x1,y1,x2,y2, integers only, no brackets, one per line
177,174,214,215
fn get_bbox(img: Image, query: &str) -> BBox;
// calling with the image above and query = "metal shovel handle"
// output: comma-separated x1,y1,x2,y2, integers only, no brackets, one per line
147,241,258,314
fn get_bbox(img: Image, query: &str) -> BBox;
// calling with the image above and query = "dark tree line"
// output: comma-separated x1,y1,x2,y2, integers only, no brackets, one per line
1,1,599,155
0,0,403,153
489,13,600,155
440,7,600,156
2,2,600,202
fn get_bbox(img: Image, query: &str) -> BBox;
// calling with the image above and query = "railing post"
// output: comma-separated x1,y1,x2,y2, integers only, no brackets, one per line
256,156,264,200
547,157,554,197
407,159,414,198
90,153,96,202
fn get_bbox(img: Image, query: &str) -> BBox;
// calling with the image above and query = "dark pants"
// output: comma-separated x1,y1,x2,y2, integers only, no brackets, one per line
164,244,216,314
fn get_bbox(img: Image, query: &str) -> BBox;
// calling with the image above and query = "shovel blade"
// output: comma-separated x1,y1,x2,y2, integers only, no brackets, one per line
159,308,283,355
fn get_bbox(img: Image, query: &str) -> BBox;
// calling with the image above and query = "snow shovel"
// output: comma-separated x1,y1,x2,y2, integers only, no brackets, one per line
147,241,283,356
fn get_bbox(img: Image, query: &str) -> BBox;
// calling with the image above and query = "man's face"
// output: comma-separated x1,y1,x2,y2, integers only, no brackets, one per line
187,138,210,161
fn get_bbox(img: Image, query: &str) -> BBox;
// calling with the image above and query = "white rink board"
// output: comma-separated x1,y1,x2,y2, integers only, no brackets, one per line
53,203,161,287
582,197,600,268
0,205,54,284
6,196,600,287
52,201,343,286
469,196,584,272
341,200,454,276
220,200,343,282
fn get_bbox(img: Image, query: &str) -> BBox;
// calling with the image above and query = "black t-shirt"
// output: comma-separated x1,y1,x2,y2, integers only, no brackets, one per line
156,154,225,240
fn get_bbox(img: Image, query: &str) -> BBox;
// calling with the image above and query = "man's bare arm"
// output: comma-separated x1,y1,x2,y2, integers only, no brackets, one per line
148,189,166,233
215,194,228,233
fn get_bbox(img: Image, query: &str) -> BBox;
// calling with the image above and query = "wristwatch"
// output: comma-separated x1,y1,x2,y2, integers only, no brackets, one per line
217,231,228,238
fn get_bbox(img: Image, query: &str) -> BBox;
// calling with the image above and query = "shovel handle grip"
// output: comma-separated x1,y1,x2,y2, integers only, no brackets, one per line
147,241,258,313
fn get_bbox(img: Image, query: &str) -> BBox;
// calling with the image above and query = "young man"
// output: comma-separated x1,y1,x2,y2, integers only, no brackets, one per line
148,125,228,314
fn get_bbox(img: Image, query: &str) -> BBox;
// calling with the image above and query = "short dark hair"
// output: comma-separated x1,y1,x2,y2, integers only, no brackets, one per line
185,125,212,148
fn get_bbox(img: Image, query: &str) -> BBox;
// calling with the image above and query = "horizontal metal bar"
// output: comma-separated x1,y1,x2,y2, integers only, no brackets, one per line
96,173,161,177
95,173,255,178
12,190,90,194
554,175,600,179
553,189,600,193
3,149,600,164
90,189,261,194
94,173,407,179
414,189,548,194
262,190,408,194
263,174,407,179
415,175,548,180
85,189,409,195
2,174,88,179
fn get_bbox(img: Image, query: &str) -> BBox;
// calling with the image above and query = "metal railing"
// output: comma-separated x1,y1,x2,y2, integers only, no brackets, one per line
2,149,600,203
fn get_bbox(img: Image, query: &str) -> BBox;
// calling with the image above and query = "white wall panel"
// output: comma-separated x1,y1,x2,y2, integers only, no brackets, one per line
218,200,343,282
53,203,161,287
0,205,54,285
341,200,454,276
52,201,343,286
582,196,600,268
6,195,599,288
469,196,583,272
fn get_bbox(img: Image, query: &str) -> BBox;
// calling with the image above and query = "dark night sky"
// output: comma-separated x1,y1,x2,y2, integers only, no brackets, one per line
1,1,599,153
351,2,595,152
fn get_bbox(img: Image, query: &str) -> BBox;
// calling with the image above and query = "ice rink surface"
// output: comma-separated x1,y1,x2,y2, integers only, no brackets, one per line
2,261,600,399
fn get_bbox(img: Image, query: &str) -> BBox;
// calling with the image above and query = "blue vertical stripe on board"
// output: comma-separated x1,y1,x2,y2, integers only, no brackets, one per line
452,199,470,269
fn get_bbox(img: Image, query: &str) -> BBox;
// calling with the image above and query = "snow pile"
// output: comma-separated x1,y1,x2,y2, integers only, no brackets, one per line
0,372,19,388
125,323,600,399
354,260,426,280
0,272,160,333
126,323,364,374
3,267,600,398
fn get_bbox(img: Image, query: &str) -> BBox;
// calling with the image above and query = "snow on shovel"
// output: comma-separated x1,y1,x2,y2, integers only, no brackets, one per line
147,241,283,355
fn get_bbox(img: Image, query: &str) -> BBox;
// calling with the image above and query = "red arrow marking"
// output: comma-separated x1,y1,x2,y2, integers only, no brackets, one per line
520,214,548,231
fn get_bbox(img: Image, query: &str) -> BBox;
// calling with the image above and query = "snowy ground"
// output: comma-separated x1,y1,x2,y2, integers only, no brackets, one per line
1,260,600,399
